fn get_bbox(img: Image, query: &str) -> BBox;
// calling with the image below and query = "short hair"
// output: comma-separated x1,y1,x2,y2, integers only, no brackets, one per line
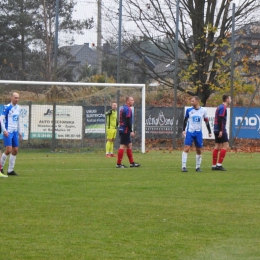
126,96,133,102
192,96,200,101
12,92,19,96
222,94,230,102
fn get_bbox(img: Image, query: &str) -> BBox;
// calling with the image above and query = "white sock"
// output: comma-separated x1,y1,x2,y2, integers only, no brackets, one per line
8,155,16,173
1,153,8,168
196,154,202,168
182,152,188,168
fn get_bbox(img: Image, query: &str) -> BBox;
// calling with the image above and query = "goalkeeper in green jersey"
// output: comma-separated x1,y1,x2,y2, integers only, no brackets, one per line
105,102,118,157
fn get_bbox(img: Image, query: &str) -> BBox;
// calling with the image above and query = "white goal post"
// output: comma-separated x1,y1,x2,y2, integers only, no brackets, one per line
0,80,146,153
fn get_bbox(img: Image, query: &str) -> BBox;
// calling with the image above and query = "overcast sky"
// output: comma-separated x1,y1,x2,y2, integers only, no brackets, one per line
70,0,258,46
70,0,110,46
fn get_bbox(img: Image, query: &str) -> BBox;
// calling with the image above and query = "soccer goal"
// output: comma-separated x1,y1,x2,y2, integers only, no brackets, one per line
0,80,146,153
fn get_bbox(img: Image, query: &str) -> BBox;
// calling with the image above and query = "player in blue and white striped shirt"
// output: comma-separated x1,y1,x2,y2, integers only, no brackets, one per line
182,96,212,172
0,92,22,176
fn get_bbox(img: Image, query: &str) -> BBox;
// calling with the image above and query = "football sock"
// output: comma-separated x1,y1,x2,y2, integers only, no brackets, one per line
217,149,227,165
182,152,188,168
8,154,16,173
106,141,111,154
196,154,202,168
212,149,219,166
127,149,134,164
110,142,114,154
1,153,7,168
117,148,124,165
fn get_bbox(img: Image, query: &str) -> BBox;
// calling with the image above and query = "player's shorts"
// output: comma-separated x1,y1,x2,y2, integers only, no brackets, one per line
3,131,19,147
119,132,131,145
106,128,117,140
184,131,203,148
214,132,228,143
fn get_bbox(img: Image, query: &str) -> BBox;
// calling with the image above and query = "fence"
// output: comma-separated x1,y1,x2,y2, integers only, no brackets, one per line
1,103,259,151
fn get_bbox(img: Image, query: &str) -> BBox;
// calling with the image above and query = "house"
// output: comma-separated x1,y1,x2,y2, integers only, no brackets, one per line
225,22,260,80
62,43,97,81
235,22,260,61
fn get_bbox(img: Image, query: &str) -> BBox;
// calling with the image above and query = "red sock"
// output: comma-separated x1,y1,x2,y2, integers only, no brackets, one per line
212,149,219,165
218,149,227,164
127,149,134,164
117,149,124,165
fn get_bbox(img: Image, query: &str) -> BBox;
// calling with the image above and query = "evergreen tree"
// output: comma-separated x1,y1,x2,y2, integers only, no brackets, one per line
0,0,94,81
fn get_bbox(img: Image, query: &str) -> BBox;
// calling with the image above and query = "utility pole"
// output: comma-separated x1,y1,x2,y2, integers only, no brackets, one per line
53,0,59,80
172,0,180,149
116,0,123,83
97,0,102,74
229,3,236,148
115,0,123,149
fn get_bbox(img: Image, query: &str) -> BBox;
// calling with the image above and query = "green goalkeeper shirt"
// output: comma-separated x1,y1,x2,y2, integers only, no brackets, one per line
106,109,118,129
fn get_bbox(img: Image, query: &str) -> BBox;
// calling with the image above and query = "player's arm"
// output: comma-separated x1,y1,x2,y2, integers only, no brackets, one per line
217,106,225,136
125,117,133,132
0,114,7,133
105,109,112,115
218,116,225,132
183,117,188,131
217,116,225,137
182,117,188,137
204,118,212,136
1,105,10,134
182,109,189,132
17,117,23,139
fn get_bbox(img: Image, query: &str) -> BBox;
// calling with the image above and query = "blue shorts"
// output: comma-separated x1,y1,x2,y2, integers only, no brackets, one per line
119,132,131,145
3,132,19,147
184,131,203,148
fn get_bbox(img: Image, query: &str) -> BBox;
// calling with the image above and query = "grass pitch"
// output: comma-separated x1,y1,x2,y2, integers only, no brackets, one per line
1,150,260,260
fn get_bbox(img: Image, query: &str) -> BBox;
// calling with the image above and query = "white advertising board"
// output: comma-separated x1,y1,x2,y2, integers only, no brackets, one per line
20,105,29,140
31,105,82,139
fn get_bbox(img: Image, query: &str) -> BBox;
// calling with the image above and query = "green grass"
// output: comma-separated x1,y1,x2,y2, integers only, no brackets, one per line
1,150,260,260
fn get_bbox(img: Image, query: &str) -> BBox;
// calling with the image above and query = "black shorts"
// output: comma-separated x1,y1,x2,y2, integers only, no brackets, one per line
119,132,131,145
214,132,229,143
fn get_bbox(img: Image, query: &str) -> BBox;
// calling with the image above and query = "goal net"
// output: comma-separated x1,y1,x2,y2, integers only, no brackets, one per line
0,80,146,153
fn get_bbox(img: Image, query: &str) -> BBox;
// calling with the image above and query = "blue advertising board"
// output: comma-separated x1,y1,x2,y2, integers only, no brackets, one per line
233,107,260,138
0,105,3,139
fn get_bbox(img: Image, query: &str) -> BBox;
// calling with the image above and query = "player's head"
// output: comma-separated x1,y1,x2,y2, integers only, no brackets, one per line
190,96,200,108
11,92,19,105
126,96,134,107
222,94,231,105
111,102,117,111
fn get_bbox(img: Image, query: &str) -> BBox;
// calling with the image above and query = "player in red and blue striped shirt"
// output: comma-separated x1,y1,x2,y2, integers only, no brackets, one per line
212,94,232,171
116,97,140,168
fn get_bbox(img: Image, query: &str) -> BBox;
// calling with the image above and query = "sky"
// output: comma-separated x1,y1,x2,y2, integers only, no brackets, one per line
70,0,112,46
72,0,97,45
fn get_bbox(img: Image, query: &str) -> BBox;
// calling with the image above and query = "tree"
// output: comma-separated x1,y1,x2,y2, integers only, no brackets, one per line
103,0,260,105
31,0,95,81
0,0,94,81
0,0,39,80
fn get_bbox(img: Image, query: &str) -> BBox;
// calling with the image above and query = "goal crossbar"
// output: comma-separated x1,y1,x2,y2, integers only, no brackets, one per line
0,80,146,153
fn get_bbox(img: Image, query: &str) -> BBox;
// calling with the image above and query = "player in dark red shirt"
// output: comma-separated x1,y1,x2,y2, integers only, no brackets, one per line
116,97,141,168
212,94,232,171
